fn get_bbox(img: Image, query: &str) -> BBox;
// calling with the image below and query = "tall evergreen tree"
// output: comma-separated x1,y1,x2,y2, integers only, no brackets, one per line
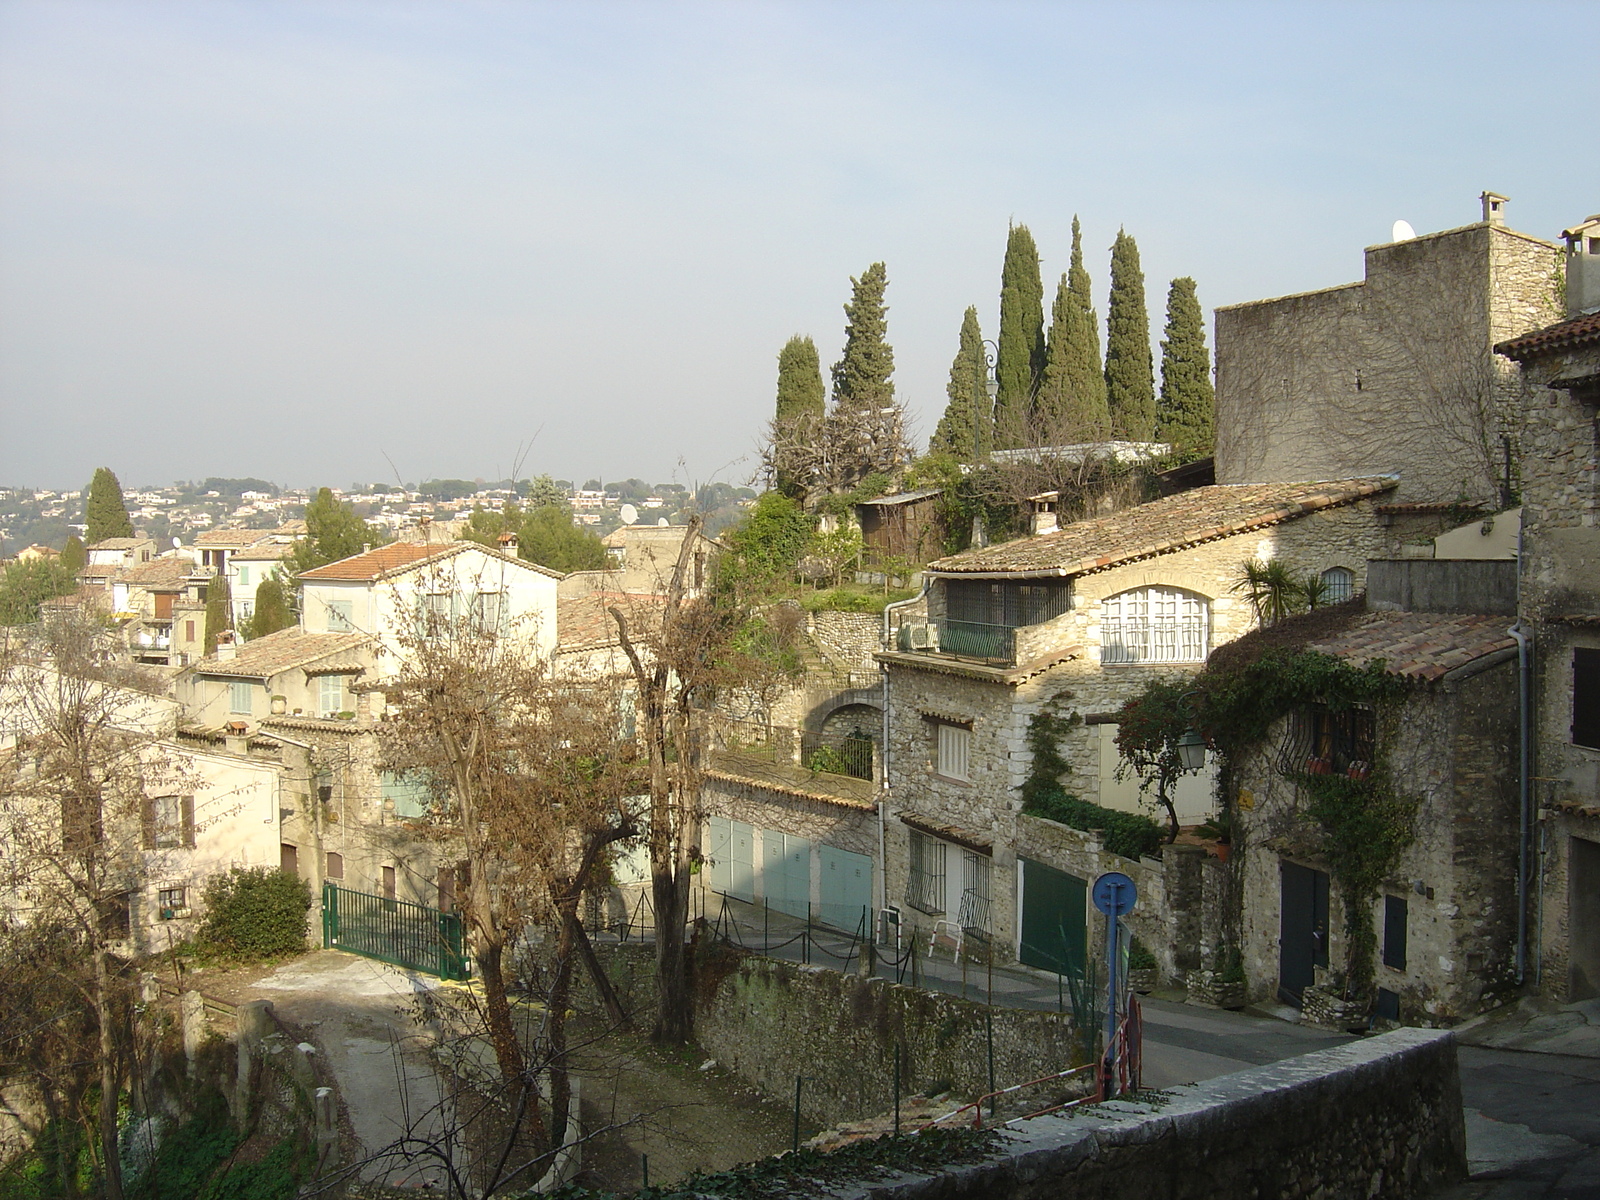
1104,229,1156,441
83,467,133,543
1157,277,1216,459
830,262,895,414
204,574,232,653
287,488,387,575
929,307,990,461
995,225,1045,447
59,534,86,575
775,335,825,422
248,577,293,639
1038,222,1112,441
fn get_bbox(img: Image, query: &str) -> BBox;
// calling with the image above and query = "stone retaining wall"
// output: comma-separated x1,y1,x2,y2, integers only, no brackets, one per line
818,1027,1465,1199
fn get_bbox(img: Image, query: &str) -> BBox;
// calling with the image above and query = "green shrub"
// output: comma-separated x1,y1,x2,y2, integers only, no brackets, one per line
198,868,312,960
1022,784,1162,861
1128,936,1157,972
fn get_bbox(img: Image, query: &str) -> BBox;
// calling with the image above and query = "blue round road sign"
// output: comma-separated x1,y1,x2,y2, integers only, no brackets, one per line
1092,872,1137,916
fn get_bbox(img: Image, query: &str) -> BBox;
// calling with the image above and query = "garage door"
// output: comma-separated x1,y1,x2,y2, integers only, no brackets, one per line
762,832,812,918
1019,858,1087,975
819,845,873,935
707,816,755,902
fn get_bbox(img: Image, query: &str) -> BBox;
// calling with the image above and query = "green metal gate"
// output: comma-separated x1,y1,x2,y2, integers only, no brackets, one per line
1018,858,1087,975
322,882,470,981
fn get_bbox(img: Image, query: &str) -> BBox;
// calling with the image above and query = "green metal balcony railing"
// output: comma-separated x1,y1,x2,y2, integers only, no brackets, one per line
937,619,1016,663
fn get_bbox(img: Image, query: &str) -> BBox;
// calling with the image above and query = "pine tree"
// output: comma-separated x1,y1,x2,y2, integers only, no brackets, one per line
775,335,825,422
830,263,894,414
287,488,387,574
1157,277,1216,459
249,577,293,639
204,574,232,653
929,307,990,461
83,467,133,543
995,225,1045,447
59,534,86,574
1104,229,1156,441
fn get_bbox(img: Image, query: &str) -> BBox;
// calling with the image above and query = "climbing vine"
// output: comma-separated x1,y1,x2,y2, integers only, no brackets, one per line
1117,645,1420,997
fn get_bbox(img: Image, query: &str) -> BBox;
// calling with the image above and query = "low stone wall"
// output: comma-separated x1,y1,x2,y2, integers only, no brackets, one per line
592,943,1085,1128
818,1027,1465,1199
810,610,888,674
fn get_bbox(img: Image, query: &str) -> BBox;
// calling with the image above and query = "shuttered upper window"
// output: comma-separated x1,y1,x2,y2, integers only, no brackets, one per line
934,722,971,781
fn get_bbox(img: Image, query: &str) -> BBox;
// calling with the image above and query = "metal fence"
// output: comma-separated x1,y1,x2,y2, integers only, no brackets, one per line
936,619,1016,663
322,882,470,982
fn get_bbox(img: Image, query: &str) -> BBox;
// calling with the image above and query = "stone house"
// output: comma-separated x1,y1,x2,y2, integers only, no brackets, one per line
175,626,378,725
1214,192,1562,511
109,556,211,667
1226,598,1520,1025
874,477,1398,972
228,537,294,627
1493,221,1600,1002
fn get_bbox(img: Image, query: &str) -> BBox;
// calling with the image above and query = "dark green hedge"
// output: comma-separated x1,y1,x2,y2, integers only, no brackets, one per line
198,868,312,960
1022,784,1163,861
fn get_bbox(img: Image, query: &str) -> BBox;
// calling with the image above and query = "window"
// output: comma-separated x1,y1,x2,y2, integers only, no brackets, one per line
1100,586,1209,664
280,843,298,875
1383,895,1408,970
958,850,991,936
382,771,432,819
149,794,194,849
471,591,502,634
325,851,344,880
238,565,250,589
157,886,186,916
318,675,348,718
1320,567,1355,604
934,721,971,781
229,680,254,715
1574,649,1600,750
185,620,196,641
1278,705,1376,778
908,831,947,914
326,600,354,632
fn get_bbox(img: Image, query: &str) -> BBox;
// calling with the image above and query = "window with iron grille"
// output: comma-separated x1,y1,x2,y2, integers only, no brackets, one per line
945,580,1071,627
958,850,991,936
1320,567,1355,604
908,831,946,914
1100,586,1209,664
1275,705,1377,778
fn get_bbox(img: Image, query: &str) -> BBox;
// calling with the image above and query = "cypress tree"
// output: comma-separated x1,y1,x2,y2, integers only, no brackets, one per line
250,577,293,639
995,225,1045,447
84,467,134,543
1038,222,1111,442
1157,277,1216,459
929,307,990,461
830,262,895,414
60,534,86,574
204,574,232,653
1104,230,1156,441
775,335,825,422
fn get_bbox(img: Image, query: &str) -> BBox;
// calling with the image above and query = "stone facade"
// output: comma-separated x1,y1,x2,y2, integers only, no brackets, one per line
879,498,1390,965
1216,211,1562,507
1233,660,1520,1024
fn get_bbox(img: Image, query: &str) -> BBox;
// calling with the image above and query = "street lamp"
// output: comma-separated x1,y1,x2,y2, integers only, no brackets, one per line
979,338,999,462
1177,728,1208,771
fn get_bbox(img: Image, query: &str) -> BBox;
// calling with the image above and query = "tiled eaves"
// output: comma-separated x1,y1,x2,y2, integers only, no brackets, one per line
1495,311,1600,361
705,755,876,811
1307,612,1517,682
876,645,1082,685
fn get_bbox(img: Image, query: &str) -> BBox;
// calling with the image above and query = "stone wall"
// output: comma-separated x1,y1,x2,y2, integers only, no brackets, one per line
593,943,1085,1128
810,610,888,675
809,1028,1465,1200
1215,216,1561,507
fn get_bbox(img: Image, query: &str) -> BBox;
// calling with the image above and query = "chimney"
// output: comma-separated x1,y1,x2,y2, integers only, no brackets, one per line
224,720,250,755
1562,214,1600,317
1029,491,1060,536
1480,191,1509,226
215,629,237,661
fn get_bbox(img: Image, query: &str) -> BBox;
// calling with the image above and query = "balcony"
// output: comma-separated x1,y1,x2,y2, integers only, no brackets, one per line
936,619,1016,663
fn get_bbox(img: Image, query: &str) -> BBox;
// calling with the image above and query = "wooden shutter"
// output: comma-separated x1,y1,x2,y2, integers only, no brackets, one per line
181,795,196,848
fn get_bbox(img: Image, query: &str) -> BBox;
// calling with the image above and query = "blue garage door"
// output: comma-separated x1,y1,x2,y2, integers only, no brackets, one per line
819,845,873,935
707,816,755,902
762,832,812,918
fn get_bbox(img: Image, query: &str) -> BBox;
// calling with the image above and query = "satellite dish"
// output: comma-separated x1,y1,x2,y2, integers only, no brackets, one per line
657,517,669,527
620,503,639,526
1392,220,1416,242
172,537,182,550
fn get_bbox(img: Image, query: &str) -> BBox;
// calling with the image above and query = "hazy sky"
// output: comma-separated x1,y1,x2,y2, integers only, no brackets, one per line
1,1,1595,493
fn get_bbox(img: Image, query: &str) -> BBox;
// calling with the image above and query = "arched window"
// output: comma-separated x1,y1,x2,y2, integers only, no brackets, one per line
1320,567,1355,604
1100,586,1209,664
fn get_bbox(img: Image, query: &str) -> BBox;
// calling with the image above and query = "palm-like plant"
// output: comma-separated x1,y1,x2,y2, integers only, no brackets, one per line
1234,558,1306,626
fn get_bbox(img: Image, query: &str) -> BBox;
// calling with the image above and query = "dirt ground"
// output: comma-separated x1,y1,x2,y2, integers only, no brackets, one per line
569,1020,798,1191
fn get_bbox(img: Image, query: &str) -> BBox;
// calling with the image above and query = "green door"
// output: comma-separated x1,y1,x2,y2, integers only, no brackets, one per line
1019,858,1087,975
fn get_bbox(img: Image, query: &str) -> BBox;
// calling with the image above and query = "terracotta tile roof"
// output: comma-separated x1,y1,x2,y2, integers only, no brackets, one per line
705,751,877,810
232,541,291,562
78,564,120,580
188,627,373,680
1307,612,1516,681
88,537,147,551
296,541,451,581
1551,797,1600,821
929,478,1397,577
557,593,666,650
194,528,273,547
1495,312,1600,360
117,557,195,587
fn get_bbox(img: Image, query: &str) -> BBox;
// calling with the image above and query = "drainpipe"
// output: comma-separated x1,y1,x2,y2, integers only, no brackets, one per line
879,577,932,919
1510,621,1531,984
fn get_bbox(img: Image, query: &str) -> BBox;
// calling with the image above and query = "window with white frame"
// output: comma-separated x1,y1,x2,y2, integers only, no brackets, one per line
318,674,348,718
149,794,193,849
908,831,947,914
157,886,186,916
1320,567,1355,604
1100,586,1209,664
934,721,971,781
229,680,254,714
471,590,502,634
